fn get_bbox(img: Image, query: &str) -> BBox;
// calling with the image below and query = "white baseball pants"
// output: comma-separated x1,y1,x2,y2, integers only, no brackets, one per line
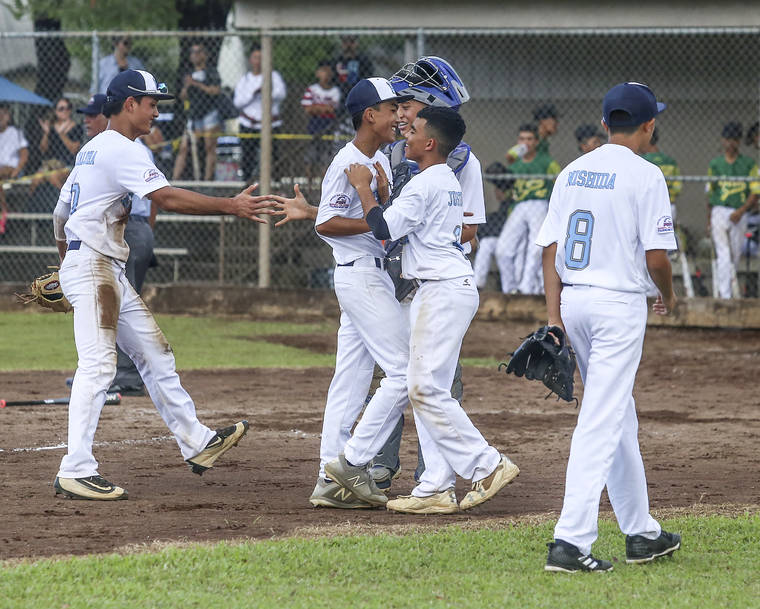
711,205,747,299
554,286,661,554
406,277,501,496
322,261,410,476
495,199,548,294
57,243,214,479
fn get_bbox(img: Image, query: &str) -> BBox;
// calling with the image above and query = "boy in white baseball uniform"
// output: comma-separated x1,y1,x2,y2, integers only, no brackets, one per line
51,70,273,500
339,107,519,514
537,82,681,572
308,78,415,509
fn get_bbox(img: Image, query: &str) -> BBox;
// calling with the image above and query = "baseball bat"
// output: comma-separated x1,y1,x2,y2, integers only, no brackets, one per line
0,392,121,409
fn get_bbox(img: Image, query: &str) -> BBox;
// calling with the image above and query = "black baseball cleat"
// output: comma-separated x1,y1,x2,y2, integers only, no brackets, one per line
545,540,613,573
186,421,249,475
108,384,146,397
55,475,128,500
626,530,681,564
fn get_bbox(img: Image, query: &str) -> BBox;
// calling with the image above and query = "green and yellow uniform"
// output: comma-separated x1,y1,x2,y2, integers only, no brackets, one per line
707,155,760,209
537,137,550,156
643,151,682,204
511,152,562,202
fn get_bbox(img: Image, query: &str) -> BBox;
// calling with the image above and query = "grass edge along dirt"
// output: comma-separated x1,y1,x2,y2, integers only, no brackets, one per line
1,513,758,609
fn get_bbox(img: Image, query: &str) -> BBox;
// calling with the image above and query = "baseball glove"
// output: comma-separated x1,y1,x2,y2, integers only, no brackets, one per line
499,325,577,403
15,267,72,313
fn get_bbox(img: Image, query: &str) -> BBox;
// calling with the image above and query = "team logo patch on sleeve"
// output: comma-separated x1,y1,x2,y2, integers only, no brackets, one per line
329,193,350,209
143,168,163,183
657,215,674,234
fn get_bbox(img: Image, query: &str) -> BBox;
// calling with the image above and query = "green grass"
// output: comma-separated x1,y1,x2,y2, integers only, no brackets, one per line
0,312,335,371
1,514,757,609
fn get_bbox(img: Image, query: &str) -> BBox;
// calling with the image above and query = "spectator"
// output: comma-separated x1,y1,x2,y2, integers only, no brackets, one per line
38,97,83,190
95,36,144,94
472,161,515,289
301,60,341,178
574,123,605,155
706,121,760,299
172,42,222,181
745,121,759,150
641,127,682,221
0,102,29,181
496,123,561,294
333,35,374,97
233,43,287,183
76,94,108,140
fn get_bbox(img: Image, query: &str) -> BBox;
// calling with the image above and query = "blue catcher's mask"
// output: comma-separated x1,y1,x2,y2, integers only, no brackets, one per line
390,56,470,110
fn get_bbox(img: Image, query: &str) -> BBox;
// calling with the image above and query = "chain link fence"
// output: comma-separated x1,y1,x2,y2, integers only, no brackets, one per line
1,28,759,296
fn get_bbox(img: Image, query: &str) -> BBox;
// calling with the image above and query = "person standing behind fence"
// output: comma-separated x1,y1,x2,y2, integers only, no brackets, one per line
574,124,605,156
472,161,514,289
301,61,341,179
38,97,83,190
706,122,760,299
233,43,287,183
641,127,682,221
95,36,144,95
172,43,222,182
496,123,561,294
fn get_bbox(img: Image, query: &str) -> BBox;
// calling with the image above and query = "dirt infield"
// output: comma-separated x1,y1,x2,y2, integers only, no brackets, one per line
1,320,759,560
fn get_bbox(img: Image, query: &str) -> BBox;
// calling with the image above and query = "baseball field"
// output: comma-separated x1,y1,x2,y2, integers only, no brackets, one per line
1,308,759,608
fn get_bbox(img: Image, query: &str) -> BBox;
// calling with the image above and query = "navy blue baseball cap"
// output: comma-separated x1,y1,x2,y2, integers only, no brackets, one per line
345,77,413,116
602,82,666,127
76,94,107,116
106,69,174,102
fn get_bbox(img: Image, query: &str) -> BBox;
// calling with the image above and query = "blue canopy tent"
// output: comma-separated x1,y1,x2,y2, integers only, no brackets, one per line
0,75,51,105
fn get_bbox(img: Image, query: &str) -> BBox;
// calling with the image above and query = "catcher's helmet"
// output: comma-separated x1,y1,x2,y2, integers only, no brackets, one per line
390,56,470,110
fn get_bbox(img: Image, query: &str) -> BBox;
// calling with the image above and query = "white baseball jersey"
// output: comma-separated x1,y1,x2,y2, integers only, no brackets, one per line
384,163,473,280
315,141,391,265
55,130,169,261
536,143,676,293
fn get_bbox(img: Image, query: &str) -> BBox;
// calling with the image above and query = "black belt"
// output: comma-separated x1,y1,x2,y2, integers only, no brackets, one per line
68,240,81,251
337,257,384,269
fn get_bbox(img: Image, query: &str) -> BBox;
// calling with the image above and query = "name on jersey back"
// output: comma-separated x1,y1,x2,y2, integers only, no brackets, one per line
566,169,616,190
76,150,98,166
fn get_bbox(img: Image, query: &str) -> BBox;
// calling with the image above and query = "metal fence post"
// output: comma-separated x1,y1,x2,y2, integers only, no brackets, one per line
416,27,425,57
91,31,99,94
258,31,273,288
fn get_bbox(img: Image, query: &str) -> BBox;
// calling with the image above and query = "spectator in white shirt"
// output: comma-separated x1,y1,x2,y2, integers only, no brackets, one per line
233,43,287,182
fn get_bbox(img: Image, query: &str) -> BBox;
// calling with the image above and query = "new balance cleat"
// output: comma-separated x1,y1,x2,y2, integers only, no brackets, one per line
386,488,459,514
54,475,128,501
545,540,613,573
626,530,681,564
324,453,388,506
186,421,249,475
309,478,374,509
460,454,519,511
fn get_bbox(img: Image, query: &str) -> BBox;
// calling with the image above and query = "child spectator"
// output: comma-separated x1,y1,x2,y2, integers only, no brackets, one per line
301,61,341,178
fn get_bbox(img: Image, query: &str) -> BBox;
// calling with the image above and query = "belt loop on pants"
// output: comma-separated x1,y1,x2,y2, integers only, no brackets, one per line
67,240,82,251
337,256,385,270
411,278,428,289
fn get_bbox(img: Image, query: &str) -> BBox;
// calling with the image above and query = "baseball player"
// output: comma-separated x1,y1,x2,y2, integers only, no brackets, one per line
51,70,272,500
574,124,605,155
641,127,682,221
537,82,681,572
495,123,561,294
706,121,760,299
306,78,415,509
334,107,518,514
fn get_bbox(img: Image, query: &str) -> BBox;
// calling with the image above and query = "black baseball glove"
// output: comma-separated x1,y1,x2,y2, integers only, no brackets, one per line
499,325,577,403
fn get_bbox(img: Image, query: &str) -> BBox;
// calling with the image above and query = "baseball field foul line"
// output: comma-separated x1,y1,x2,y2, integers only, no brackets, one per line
0,434,174,453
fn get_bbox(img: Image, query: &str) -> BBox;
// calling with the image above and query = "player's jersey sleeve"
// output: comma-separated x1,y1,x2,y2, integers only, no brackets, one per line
638,170,677,251
749,163,760,195
384,177,426,241
706,160,717,195
114,143,170,199
544,159,562,199
316,161,354,224
536,174,564,247
458,153,486,224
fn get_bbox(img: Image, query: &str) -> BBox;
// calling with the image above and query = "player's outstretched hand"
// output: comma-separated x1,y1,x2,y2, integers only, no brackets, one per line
268,184,318,227
373,161,390,203
345,163,373,190
652,292,676,315
230,183,276,224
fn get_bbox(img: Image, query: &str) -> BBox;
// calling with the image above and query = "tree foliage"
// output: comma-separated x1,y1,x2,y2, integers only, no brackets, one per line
5,0,182,30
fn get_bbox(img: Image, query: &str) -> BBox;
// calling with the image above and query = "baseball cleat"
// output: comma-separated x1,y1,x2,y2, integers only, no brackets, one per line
309,478,375,509
625,530,681,564
386,488,459,514
54,475,128,501
186,420,249,475
324,453,388,506
459,454,519,511
545,540,613,573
